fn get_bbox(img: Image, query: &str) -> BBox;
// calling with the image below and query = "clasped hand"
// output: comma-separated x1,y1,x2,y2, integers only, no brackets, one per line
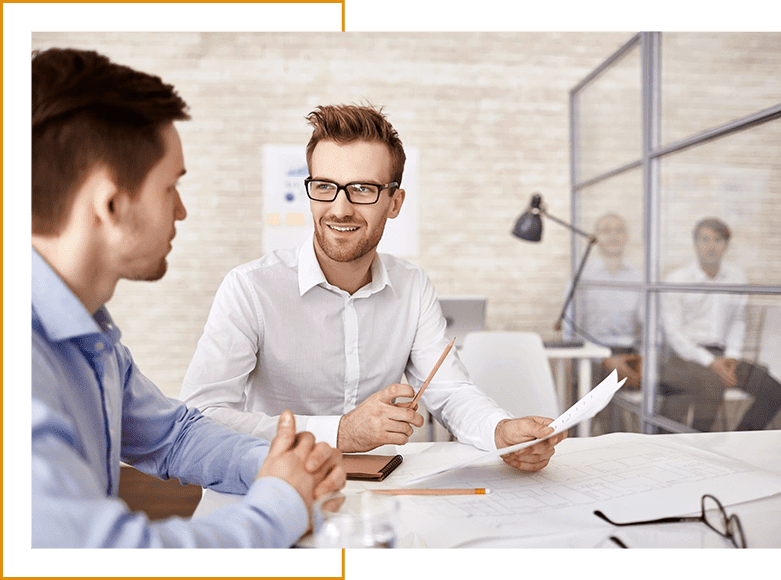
710,356,738,387
337,383,425,453
258,410,346,528
603,352,642,389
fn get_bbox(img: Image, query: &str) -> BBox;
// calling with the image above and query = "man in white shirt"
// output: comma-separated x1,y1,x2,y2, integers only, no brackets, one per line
181,104,566,471
574,213,643,388
660,218,781,431
567,213,643,434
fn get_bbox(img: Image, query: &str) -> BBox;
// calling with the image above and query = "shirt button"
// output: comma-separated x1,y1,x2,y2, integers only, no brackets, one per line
95,342,105,351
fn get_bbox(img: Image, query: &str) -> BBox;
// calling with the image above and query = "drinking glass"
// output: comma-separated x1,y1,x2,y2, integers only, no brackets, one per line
313,491,399,548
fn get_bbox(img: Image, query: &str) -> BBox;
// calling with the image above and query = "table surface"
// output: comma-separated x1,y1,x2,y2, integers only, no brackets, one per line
193,430,781,549
544,340,611,359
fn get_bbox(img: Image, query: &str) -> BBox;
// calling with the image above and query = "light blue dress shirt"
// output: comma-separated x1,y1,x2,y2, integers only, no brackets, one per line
31,248,307,548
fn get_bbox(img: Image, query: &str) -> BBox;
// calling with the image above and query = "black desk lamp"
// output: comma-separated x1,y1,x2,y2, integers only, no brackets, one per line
512,193,597,331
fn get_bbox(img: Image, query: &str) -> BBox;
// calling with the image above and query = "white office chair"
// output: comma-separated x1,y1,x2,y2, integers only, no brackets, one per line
458,331,561,419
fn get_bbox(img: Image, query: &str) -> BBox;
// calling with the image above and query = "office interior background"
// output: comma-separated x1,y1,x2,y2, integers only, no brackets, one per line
31,31,781,433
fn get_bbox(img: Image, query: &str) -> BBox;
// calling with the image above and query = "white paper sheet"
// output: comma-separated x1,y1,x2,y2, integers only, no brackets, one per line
399,370,626,485
388,434,781,548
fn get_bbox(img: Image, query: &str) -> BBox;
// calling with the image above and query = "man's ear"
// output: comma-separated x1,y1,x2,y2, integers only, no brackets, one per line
88,168,126,228
388,188,405,219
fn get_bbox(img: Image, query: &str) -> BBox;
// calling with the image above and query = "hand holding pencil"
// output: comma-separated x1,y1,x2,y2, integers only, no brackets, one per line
398,337,456,410
335,338,456,454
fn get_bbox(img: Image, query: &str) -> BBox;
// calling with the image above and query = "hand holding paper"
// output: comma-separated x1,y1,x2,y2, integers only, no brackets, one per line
400,370,627,485
493,416,564,472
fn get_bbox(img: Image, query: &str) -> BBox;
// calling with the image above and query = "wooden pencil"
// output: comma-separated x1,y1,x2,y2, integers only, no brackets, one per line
410,337,456,407
372,488,490,496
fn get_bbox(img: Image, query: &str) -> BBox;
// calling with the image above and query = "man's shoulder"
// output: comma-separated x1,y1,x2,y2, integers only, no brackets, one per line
720,262,747,281
379,252,429,282
230,247,299,278
31,329,68,409
379,252,424,272
665,262,695,281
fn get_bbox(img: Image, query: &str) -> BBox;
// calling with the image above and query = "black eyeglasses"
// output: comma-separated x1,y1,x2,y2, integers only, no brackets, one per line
594,494,747,548
304,178,399,205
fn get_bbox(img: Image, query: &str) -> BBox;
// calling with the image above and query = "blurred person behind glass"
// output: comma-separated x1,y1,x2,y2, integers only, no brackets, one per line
660,217,781,431
565,213,643,433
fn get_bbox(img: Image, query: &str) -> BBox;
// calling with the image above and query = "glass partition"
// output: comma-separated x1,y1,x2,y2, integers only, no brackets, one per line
661,32,781,146
571,32,781,434
574,42,642,183
659,121,781,285
654,292,781,433
574,166,644,276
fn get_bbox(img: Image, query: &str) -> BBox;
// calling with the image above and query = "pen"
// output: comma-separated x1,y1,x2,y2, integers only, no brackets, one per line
372,488,490,496
410,337,456,407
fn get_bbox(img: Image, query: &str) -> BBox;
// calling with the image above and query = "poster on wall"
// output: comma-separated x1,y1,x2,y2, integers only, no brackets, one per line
262,144,419,258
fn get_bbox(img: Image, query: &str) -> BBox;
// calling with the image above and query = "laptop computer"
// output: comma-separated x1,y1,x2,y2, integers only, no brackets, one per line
439,296,487,348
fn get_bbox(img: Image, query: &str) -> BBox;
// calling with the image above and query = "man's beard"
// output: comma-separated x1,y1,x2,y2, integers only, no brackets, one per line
314,220,385,263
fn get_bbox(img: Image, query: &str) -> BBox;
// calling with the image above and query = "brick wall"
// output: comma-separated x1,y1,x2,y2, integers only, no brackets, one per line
31,32,779,397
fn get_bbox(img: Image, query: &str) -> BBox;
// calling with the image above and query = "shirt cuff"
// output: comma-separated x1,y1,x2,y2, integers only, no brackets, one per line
244,476,309,547
484,411,514,451
696,349,716,367
298,415,342,447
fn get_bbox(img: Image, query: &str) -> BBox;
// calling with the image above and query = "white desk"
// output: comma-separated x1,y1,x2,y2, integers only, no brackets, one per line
544,341,611,436
193,430,781,549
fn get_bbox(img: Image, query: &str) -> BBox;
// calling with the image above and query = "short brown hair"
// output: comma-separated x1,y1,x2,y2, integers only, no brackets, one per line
694,217,731,242
32,48,190,235
305,104,406,186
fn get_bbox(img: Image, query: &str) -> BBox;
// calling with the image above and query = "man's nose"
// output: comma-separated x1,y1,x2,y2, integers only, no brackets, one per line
328,188,355,216
174,189,187,221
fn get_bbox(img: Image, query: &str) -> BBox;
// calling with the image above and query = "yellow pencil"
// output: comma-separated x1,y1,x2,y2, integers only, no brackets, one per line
372,488,490,496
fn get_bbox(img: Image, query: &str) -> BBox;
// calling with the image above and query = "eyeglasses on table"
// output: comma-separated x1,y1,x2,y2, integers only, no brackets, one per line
594,493,747,548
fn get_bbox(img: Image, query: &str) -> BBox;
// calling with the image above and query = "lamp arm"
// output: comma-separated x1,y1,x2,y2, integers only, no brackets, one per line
541,209,596,242
554,237,597,331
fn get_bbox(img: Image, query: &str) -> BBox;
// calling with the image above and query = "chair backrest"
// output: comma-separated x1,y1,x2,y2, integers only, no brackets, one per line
458,331,560,419
758,305,781,379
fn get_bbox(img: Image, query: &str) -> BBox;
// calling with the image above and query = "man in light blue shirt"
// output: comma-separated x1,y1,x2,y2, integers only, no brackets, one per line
31,48,344,548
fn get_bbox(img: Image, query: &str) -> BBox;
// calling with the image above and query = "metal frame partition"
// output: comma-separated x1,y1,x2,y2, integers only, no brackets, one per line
569,32,781,433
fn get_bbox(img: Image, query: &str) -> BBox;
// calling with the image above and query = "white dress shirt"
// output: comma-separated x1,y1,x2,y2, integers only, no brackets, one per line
180,236,510,451
662,261,748,367
573,256,643,348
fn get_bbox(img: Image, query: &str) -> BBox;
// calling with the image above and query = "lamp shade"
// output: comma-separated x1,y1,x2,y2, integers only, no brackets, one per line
511,193,543,242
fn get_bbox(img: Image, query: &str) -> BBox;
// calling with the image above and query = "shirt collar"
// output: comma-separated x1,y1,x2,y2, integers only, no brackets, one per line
297,234,393,297
691,260,728,282
585,255,633,276
31,247,120,345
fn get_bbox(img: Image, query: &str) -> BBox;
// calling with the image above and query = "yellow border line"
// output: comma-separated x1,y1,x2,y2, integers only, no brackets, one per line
5,0,347,31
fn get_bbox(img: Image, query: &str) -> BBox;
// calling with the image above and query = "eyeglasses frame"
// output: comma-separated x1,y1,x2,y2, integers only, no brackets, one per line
593,493,746,548
304,177,399,205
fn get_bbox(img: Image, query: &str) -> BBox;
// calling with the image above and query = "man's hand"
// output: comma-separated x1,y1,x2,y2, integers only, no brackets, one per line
710,357,738,387
494,417,567,472
337,383,425,453
603,352,642,388
258,411,346,525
